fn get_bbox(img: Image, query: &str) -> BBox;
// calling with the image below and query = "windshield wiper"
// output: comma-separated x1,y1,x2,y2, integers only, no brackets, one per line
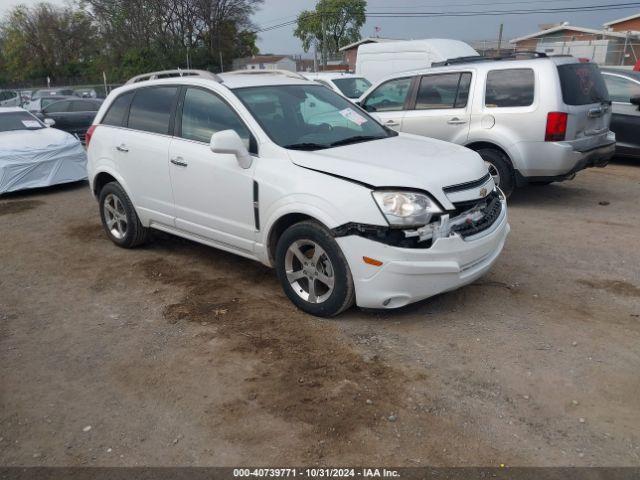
282,142,329,151
329,135,386,148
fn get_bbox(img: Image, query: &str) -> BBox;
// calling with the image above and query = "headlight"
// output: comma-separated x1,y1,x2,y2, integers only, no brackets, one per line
372,190,442,227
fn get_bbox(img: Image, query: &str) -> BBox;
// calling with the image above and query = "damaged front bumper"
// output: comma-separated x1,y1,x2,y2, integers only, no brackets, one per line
336,192,509,309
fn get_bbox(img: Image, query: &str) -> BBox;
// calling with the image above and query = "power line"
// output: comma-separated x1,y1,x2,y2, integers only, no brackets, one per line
252,2,640,33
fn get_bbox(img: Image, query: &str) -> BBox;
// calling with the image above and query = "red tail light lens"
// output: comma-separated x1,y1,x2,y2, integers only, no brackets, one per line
545,112,567,142
85,125,97,147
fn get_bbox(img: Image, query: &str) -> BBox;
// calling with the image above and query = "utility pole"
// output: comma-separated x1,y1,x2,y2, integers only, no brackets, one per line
321,13,326,70
497,23,504,56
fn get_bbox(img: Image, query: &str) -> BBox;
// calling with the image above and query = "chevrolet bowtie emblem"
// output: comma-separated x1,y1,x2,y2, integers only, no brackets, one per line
479,187,488,197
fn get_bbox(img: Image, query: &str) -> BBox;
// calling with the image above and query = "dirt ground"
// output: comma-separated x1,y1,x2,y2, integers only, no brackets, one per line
1,160,639,467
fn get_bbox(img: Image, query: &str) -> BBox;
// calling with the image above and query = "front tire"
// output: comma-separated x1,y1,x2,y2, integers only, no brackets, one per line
98,181,149,248
275,221,355,317
476,148,515,197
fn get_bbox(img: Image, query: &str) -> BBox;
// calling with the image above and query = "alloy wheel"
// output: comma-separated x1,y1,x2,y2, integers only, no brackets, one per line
103,193,128,240
485,161,501,187
284,240,335,304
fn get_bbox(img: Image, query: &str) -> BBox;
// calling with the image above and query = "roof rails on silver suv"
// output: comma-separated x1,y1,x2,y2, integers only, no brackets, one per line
125,69,222,85
432,51,548,67
224,69,308,80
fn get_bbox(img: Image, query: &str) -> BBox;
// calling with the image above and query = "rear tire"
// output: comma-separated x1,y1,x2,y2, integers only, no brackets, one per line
275,221,355,317
98,182,149,248
476,148,515,197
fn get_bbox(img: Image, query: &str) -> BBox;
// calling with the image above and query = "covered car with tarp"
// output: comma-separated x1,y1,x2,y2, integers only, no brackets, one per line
0,107,87,194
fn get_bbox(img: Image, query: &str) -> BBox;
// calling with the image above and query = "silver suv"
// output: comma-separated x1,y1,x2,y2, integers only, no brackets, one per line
358,54,615,195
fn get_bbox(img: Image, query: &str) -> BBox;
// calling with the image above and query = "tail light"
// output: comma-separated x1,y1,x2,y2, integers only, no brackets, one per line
545,112,567,142
85,125,97,147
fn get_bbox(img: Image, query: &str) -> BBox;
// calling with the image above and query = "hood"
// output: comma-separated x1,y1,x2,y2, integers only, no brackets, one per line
0,127,78,151
289,133,487,206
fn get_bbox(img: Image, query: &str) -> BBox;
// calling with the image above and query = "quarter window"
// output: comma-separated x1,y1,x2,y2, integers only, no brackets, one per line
127,87,178,134
603,75,640,103
102,91,134,127
363,77,412,112
416,72,471,110
485,68,534,107
180,88,251,147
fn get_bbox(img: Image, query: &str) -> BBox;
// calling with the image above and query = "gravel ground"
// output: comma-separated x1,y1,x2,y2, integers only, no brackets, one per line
0,161,639,466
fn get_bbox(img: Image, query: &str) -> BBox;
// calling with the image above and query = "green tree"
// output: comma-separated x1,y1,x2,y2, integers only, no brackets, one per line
0,4,98,83
294,0,366,67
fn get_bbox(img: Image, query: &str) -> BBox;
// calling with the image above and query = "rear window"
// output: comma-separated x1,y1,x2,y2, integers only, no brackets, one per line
127,87,178,135
485,69,534,107
331,77,372,99
558,63,609,105
102,91,134,127
0,112,43,132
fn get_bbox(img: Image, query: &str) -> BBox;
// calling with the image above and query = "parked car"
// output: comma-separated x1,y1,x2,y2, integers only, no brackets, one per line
356,39,479,84
27,95,77,113
0,107,87,194
87,69,509,317
35,98,103,143
358,53,615,195
0,90,21,107
31,88,76,99
304,72,372,100
601,68,640,159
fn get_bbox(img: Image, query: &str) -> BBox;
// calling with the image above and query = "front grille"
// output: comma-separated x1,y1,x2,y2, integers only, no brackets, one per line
450,190,502,238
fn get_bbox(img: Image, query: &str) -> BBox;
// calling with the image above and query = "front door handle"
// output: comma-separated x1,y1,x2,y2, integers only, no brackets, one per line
447,117,467,125
116,144,129,152
384,120,400,127
170,156,188,167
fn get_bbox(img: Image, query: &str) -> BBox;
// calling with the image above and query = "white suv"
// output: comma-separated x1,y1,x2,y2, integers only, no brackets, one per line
359,54,615,195
86,69,509,317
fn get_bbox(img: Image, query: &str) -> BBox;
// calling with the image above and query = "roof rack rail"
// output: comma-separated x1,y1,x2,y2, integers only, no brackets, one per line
432,51,548,67
223,69,308,80
125,69,222,85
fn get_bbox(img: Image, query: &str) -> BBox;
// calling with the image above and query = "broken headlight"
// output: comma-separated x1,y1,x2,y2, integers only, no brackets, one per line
372,190,442,227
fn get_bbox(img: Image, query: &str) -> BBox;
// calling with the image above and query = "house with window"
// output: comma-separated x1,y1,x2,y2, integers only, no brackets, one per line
510,17,640,65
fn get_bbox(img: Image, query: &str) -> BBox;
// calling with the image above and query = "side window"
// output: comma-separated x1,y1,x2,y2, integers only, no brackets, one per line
71,100,99,112
43,101,71,113
415,73,471,110
128,87,178,134
102,91,134,127
604,75,640,103
485,68,534,108
180,88,251,148
363,77,412,112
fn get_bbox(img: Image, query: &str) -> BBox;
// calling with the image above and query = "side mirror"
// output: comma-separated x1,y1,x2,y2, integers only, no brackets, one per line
43,118,56,127
210,130,252,169
630,95,640,109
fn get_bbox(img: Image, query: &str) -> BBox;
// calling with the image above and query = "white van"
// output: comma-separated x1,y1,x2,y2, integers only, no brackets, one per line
356,39,479,84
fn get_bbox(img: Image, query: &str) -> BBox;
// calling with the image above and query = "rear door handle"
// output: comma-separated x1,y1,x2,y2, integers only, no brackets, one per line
116,144,129,152
447,117,467,125
384,120,400,127
170,156,188,167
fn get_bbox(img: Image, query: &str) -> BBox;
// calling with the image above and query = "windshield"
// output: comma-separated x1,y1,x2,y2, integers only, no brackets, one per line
0,112,44,132
234,84,393,150
331,77,372,99
558,63,609,105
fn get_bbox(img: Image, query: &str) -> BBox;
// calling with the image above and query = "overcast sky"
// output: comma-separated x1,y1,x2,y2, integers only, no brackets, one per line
1,0,637,54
